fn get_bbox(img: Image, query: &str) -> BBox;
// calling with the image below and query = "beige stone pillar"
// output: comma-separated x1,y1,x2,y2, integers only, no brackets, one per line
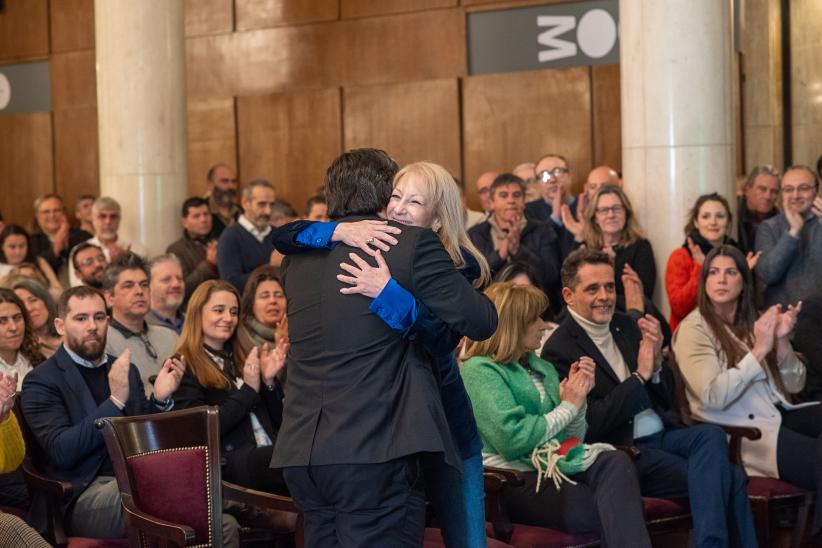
95,0,187,256
620,0,737,317
789,0,822,169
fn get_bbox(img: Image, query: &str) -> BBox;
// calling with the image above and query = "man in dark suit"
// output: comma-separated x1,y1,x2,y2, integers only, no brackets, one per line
272,149,498,547
541,249,756,547
18,286,199,541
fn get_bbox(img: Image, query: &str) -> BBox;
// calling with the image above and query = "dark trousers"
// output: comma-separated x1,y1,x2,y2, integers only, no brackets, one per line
224,445,289,495
505,451,651,548
635,424,757,548
777,404,822,536
282,456,425,548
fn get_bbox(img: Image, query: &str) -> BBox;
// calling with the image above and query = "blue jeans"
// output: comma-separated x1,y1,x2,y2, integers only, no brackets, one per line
634,424,757,548
426,453,486,548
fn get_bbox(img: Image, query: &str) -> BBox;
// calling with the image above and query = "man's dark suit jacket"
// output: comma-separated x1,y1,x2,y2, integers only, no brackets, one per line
20,346,160,519
541,311,679,445
272,215,498,471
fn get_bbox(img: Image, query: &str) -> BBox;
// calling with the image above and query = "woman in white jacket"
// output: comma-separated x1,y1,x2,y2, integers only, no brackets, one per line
673,244,822,537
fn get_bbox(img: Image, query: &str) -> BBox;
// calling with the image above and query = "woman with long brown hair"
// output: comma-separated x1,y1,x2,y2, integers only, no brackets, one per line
0,288,44,390
236,265,287,377
172,280,289,494
673,244,822,538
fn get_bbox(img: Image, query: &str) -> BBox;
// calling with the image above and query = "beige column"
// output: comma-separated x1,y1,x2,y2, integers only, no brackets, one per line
790,0,822,169
620,0,737,317
95,0,187,256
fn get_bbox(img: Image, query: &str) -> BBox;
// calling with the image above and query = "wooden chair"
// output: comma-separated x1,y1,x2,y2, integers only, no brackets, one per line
668,355,813,548
98,406,302,548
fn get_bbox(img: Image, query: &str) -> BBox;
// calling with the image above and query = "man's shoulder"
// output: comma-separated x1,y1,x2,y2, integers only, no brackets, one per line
146,323,178,345
166,236,190,253
22,351,64,385
467,219,491,238
542,315,578,350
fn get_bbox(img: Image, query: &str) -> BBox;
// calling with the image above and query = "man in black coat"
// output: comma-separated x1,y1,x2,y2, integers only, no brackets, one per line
272,149,498,547
541,249,756,548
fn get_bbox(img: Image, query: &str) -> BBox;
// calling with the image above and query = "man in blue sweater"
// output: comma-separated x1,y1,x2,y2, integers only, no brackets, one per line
217,179,277,291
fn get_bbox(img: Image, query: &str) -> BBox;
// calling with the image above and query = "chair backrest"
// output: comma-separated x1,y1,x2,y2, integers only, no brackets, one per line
99,407,224,547
666,351,697,427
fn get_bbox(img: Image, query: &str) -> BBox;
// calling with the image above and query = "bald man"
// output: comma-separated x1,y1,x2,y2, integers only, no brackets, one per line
513,162,540,202
584,166,621,200
475,171,498,214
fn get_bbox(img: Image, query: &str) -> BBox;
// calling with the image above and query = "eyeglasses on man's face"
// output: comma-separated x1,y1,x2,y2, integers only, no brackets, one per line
538,167,569,183
781,184,816,195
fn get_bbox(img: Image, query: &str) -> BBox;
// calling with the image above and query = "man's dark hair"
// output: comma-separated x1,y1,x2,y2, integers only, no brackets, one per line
272,199,297,221
744,165,779,190
102,252,149,293
304,195,326,216
560,248,613,290
490,173,525,198
206,163,230,183
324,149,398,219
72,242,104,270
782,164,820,189
58,285,106,318
181,196,210,218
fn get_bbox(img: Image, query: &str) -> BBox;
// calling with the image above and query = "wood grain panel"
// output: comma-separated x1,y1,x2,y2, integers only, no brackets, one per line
343,79,461,178
236,0,338,30
0,113,54,226
50,0,95,53
342,0,456,19
187,97,237,196
0,0,49,62
462,68,592,210
51,50,97,110
184,0,233,37
237,88,342,212
54,107,99,210
591,64,622,173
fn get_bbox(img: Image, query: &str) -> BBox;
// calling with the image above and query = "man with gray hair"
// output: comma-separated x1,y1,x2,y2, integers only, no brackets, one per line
217,179,277,291
146,254,186,334
738,165,779,254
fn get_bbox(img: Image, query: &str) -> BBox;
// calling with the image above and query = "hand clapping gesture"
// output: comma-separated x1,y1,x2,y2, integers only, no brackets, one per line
260,340,289,387
560,357,595,409
153,355,186,402
0,372,18,421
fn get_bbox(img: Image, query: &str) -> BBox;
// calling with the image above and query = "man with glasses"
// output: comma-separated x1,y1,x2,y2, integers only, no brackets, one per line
525,153,573,225
71,242,107,289
103,253,178,394
738,165,780,254
756,165,822,306
474,171,498,214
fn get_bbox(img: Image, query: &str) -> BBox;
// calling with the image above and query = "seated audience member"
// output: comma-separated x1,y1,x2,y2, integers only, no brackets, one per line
462,282,651,546
469,173,562,317
83,196,145,262
236,266,287,375
172,280,289,495
666,193,758,332
217,180,277,291
474,171,498,215
29,194,92,277
0,288,44,388
794,292,822,400
205,164,241,238
0,225,63,294
19,286,193,541
542,249,757,548
0,373,51,547
513,162,539,203
494,261,540,286
737,165,779,255
104,254,178,394
525,154,572,226
270,199,298,228
73,194,96,235
673,245,822,538
68,242,107,288
166,197,218,302
11,279,62,359
303,195,329,222
756,165,822,307
146,254,185,334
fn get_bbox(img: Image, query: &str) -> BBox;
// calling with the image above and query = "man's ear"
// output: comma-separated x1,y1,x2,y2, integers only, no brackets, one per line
561,287,574,307
104,290,114,308
54,317,66,337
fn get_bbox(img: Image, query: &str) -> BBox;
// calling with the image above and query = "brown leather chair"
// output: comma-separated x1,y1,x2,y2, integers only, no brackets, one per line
98,406,302,548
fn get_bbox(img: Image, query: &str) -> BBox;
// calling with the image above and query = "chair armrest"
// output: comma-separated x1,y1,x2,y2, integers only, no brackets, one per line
483,466,525,488
21,460,72,500
615,445,641,460
121,493,195,546
222,480,299,514
716,424,761,441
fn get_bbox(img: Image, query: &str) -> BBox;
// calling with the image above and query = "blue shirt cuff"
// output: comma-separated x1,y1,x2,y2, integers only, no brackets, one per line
296,222,338,249
369,279,417,330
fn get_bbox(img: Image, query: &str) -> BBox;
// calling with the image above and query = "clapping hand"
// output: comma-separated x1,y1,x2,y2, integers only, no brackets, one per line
752,305,779,361
108,349,132,407
260,340,289,387
560,203,584,241
153,355,186,402
812,196,822,224
333,220,402,256
746,251,762,271
622,264,645,313
0,372,18,421
775,301,803,339
242,347,261,393
687,237,705,265
560,361,594,408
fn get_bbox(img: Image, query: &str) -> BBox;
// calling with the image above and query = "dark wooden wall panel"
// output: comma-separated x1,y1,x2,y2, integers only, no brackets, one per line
237,89,342,211
462,68,592,210
591,64,622,172
51,50,97,110
0,0,49,62
343,79,462,178
342,0,456,19
0,113,54,226
50,0,95,53
184,0,234,37
187,97,238,196
53,107,99,211
235,0,339,30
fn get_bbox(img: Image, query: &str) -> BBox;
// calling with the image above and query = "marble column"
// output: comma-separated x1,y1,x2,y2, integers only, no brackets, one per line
95,0,187,256
789,0,822,169
620,0,736,317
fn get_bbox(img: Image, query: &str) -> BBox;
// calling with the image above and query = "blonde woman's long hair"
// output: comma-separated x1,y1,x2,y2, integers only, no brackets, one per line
393,162,490,287
581,184,644,249
463,282,548,364
175,280,241,390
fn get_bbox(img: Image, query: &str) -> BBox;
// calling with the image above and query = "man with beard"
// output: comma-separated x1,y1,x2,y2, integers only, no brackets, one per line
70,242,107,288
103,254,178,394
206,164,241,237
146,254,185,334
18,286,202,541
167,197,219,301
217,179,277,291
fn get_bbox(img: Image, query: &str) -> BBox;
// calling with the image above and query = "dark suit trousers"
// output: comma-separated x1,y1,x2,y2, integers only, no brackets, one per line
634,424,756,548
777,404,822,536
282,456,425,548
223,445,289,496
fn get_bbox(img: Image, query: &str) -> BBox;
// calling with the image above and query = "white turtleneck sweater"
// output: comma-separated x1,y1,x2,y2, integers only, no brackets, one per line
567,308,664,439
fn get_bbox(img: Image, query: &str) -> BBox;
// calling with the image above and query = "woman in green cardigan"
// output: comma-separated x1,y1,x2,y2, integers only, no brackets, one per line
462,282,651,547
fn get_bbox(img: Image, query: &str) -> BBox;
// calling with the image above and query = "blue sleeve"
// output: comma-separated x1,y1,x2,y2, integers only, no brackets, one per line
272,220,331,255
295,222,338,249
369,279,417,330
